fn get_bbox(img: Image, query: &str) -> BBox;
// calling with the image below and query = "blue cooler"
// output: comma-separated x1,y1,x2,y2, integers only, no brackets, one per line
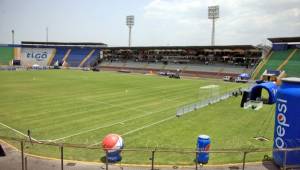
273,77,300,167
197,135,210,164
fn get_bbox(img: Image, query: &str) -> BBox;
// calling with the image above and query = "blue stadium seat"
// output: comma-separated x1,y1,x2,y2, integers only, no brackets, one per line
50,47,70,65
82,49,100,67
66,48,92,67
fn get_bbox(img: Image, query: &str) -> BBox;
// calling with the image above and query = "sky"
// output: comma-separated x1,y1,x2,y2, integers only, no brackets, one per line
0,0,299,46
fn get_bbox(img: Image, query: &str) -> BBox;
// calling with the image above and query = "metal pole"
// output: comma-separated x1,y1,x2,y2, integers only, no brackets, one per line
25,157,28,170
151,150,155,170
105,150,108,170
242,152,247,170
211,18,215,46
60,145,64,170
12,30,15,45
21,140,24,170
128,26,132,47
195,152,198,170
46,27,48,43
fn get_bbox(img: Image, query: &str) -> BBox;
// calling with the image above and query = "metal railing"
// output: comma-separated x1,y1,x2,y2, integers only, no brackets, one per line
1,135,300,170
176,88,243,117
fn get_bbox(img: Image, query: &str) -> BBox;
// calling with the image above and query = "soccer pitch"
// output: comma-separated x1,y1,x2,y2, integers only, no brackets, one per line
0,70,275,164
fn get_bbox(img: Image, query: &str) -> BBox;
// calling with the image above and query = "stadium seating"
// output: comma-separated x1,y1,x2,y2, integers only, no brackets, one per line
0,47,14,65
256,49,294,78
50,48,70,65
282,50,300,77
66,48,93,67
81,49,100,67
100,61,251,74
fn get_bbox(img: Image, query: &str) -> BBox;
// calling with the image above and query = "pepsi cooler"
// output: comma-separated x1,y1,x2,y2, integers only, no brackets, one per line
273,77,300,167
197,135,210,164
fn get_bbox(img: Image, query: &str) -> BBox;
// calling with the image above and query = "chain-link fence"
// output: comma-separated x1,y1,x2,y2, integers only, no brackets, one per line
1,136,300,170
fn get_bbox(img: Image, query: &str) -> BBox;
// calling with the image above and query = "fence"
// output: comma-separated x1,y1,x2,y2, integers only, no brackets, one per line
1,136,300,170
176,88,243,117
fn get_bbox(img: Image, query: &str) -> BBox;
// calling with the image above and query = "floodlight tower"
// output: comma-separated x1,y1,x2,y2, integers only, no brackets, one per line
208,5,219,46
126,15,134,47
46,27,48,43
11,29,15,45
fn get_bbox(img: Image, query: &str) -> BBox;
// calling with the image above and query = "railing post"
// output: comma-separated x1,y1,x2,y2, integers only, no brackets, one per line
25,156,28,170
195,151,198,170
151,149,155,170
105,150,108,170
242,151,247,170
21,140,24,170
283,149,287,170
60,144,64,170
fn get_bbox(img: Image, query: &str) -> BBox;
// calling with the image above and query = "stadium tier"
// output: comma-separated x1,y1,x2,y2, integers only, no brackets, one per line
49,47,100,67
50,47,70,65
65,48,93,67
6,42,261,78
254,37,300,79
99,45,261,78
100,61,249,74
81,48,101,67
282,49,300,77
255,49,294,78
17,42,106,67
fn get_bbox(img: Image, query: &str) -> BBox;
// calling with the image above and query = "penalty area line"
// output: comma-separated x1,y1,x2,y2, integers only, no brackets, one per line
89,115,175,147
0,122,40,142
48,111,158,142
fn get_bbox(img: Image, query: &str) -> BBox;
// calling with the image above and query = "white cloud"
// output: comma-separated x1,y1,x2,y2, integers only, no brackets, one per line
142,0,300,45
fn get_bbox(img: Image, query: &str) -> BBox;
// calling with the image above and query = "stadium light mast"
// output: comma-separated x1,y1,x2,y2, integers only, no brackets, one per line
208,5,219,46
11,29,15,45
46,27,48,44
126,15,134,47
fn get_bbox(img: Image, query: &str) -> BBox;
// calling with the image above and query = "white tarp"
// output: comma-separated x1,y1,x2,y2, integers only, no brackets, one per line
21,48,55,66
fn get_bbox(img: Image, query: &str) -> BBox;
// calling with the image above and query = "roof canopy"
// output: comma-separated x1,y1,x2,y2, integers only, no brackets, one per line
103,45,258,50
21,41,107,47
268,37,300,43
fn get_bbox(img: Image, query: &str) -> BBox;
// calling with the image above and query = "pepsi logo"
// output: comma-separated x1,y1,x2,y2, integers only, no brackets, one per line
274,98,289,149
204,144,210,151
102,134,124,153
278,114,284,122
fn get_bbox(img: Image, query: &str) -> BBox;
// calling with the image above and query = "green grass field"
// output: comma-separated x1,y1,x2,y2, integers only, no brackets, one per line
0,70,275,165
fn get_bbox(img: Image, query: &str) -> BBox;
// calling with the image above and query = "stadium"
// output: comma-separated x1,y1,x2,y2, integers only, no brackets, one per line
0,1,300,170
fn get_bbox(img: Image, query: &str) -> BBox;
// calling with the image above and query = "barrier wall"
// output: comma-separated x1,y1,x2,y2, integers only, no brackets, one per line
21,48,56,66
0,47,14,65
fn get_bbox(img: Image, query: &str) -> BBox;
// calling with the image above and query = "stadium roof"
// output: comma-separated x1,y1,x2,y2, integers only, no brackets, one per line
104,45,258,50
268,37,300,43
21,41,107,47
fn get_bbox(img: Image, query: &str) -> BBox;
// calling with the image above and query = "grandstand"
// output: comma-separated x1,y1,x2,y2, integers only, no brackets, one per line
283,50,300,76
253,37,300,79
0,42,262,78
19,41,106,68
100,45,261,78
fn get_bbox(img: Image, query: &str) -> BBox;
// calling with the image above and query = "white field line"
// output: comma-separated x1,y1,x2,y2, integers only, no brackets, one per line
13,84,216,143
42,110,159,142
39,85,204,142
121,115,175,136
89,115,175,147
37,87,197,142
0,122,40,142
40,101,179,143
